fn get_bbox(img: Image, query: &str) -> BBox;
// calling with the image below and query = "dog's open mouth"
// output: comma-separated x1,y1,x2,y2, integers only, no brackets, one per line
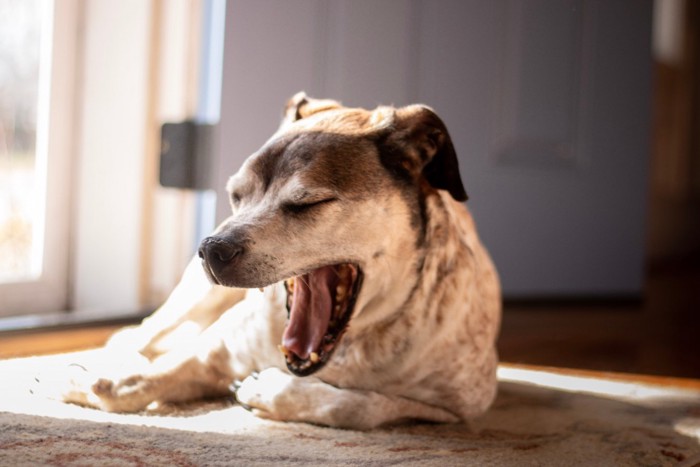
279,263,363,376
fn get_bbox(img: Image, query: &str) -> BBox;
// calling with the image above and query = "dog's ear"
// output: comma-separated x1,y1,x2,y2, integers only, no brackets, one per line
389,105,468,202
282,92,342,125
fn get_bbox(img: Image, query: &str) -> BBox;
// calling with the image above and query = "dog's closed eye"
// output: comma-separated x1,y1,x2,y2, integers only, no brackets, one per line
282,197,337,215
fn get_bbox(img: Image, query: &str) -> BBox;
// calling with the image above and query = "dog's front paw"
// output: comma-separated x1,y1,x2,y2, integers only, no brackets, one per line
63,372,154,413
234,367,387,429
235,367,299,421
32,354,154,413
93,376,159,412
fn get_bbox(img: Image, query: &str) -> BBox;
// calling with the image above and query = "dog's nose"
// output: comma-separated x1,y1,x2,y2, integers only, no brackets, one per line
198,237,242,268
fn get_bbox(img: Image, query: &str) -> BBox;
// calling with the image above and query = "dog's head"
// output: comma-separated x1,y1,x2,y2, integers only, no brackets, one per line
199,92,467,376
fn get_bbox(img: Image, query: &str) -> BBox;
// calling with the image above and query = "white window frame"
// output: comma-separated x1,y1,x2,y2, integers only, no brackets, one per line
0,0,78,317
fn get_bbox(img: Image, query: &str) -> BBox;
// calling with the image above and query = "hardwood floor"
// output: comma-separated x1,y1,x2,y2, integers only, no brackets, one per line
499,260,700,379
0,325,120,359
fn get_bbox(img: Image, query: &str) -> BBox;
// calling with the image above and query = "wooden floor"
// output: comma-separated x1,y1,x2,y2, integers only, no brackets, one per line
0,325,121,359
499,259,700,379
2,261,699,380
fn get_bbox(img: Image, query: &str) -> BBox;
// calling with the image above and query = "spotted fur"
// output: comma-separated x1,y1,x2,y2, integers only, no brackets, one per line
57,93,501,429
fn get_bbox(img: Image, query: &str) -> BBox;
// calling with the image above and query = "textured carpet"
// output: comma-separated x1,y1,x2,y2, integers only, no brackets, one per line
0,352,699,466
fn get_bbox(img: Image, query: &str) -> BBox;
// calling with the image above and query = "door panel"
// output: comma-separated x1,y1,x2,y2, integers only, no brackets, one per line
217,0,652,297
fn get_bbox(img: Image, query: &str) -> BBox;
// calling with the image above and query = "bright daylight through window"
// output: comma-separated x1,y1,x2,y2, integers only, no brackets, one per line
0,0,47,283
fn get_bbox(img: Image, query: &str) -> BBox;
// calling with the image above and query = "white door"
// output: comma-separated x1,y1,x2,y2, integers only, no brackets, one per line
214,0,653,298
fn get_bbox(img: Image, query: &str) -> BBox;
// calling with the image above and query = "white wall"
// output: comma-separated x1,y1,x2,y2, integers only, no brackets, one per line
72,0,153,313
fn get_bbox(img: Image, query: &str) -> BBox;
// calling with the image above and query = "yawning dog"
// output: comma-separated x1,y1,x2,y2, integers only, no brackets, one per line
60,93,501,429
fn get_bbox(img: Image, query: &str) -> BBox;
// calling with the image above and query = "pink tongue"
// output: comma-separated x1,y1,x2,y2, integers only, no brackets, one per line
282,266,335,360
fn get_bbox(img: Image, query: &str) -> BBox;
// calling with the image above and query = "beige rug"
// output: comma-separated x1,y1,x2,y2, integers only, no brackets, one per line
0,351,699,466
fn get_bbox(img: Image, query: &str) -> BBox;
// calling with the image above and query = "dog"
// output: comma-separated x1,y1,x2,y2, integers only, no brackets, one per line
59,93,501,429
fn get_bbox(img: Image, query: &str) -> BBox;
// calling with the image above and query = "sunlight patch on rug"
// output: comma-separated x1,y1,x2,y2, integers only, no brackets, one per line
498,365,697,403
0,351,699,465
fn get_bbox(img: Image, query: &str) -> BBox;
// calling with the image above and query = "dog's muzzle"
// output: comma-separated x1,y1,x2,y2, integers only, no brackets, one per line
198,236,243,285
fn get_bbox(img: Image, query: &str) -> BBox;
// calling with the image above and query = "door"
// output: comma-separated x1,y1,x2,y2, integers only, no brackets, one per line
214,0,652,298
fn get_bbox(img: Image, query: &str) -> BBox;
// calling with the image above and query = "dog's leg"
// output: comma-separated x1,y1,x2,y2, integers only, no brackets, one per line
51,257,247,411
235,368,460,429
105,256,246,359
67,337,235,412
59,342,231,413
61,287,287,412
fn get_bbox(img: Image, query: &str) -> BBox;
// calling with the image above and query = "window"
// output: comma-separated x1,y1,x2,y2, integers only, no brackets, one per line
0,1,43,281
0,0,75,316
0,0,223,321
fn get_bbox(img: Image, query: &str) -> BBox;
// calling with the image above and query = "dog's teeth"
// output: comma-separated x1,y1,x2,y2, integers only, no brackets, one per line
279,345,296,364
336,284,347,301
309,352,319,363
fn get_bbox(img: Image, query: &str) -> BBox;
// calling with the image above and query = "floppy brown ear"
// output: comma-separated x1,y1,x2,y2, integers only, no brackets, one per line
392,105,468,202
282,91,343,125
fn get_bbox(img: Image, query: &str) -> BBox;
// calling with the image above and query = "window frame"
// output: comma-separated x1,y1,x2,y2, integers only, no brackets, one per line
0,0,78,317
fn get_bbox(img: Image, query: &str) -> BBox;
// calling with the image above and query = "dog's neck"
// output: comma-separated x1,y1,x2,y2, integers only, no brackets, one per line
347,190,462,332
319,190,480,390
